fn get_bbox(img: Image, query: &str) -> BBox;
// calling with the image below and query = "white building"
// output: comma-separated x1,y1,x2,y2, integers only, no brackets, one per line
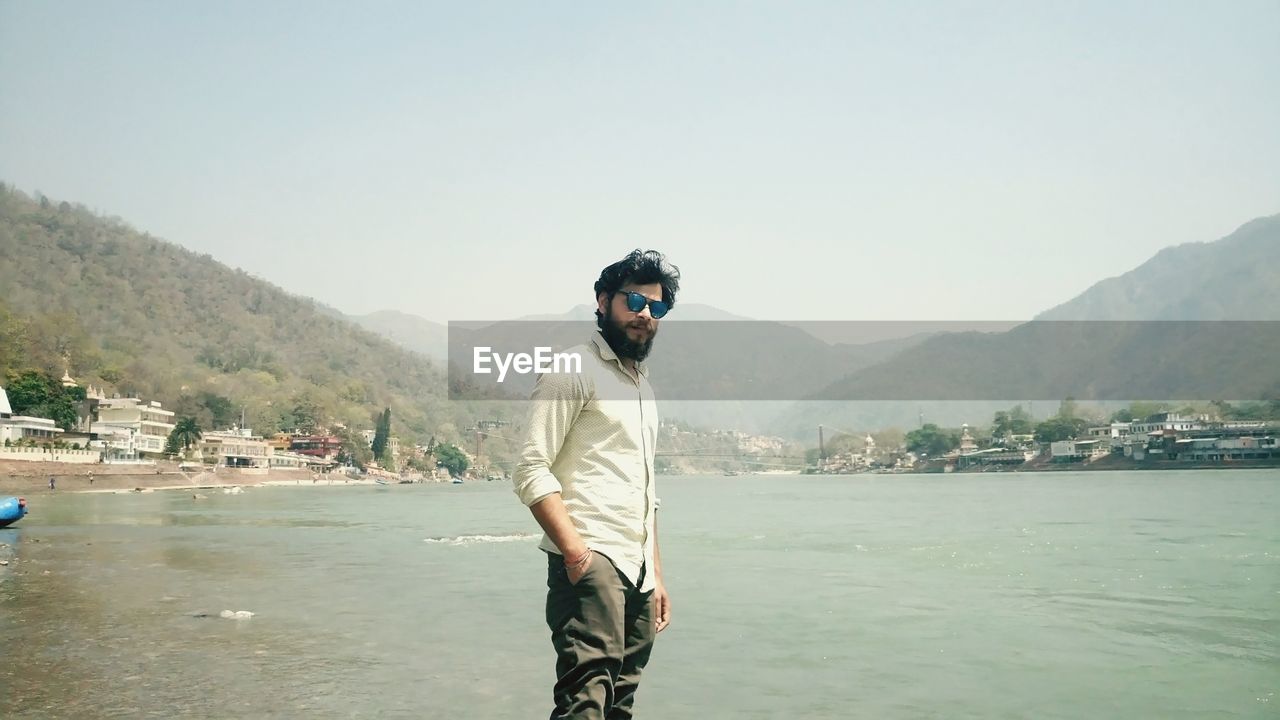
91,397,176,455
1088,422,1131,451
1129,413,1204,437
200,428,272,468
1050,438,1109,461
0,385,66,444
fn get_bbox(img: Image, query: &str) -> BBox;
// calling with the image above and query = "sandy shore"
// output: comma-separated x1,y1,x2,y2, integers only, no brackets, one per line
0,461,397,495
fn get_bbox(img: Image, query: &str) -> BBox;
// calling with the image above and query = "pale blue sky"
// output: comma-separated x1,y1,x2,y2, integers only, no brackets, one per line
2,1,1277,322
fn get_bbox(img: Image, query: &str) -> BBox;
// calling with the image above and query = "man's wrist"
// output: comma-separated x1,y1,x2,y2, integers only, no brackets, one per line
562,545,590,565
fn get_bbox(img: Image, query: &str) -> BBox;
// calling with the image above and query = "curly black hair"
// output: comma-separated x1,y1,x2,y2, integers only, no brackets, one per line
593,249,681,323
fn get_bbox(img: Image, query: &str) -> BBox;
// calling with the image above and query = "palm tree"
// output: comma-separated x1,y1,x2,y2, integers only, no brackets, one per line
172,417,203,451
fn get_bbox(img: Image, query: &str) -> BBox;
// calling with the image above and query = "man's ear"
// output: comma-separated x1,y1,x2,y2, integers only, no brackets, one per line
596,291,609,316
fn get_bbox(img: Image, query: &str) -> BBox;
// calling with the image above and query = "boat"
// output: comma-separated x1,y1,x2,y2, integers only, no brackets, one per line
450,477,464,485
0,497,28,528
374,478,390,486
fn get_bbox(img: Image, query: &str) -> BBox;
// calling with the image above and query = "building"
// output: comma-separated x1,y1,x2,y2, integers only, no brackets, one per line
200,428,272,468
1129,413,1204,438
1050,439,1109,462
91,397,176,455
291,435,342,460
956,447,1035,469
0,385,66,444
1088,422,1131,452
268,450,333,469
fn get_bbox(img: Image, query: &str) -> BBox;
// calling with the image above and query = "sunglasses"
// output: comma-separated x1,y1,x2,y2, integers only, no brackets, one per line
618,290,670,319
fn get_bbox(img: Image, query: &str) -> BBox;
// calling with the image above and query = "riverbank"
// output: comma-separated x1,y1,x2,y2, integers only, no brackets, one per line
0,460,385,495
951,453,1280,473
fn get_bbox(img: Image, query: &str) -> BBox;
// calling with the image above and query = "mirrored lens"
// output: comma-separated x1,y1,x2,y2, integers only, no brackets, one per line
625,291,647,313
622,290,669,318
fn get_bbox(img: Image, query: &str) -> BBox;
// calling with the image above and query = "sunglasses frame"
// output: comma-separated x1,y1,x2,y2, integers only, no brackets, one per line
618,290,670,319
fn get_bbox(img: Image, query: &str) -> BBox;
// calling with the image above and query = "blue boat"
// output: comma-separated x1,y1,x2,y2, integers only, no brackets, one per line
0,497,28,528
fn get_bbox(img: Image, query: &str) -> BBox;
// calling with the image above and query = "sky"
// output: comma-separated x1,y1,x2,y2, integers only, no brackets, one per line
2,1,1277,324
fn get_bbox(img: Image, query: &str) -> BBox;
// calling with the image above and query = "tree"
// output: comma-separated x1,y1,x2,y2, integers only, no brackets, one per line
335,426,373,469
1034,416,1089,443
904,424,959,457
1109,402,1170,424
289,397,323,433
172,417,203,451
199,392,237,429
3,369,79,430
992,406,1034,438
435,443,469,477
371,407,391,462
1058,397,1078,420
165,431,181,455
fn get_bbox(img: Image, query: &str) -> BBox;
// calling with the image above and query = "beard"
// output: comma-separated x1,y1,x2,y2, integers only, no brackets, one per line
600,303,658,362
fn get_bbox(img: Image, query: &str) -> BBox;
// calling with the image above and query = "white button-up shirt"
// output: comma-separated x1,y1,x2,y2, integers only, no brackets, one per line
512,330,659,592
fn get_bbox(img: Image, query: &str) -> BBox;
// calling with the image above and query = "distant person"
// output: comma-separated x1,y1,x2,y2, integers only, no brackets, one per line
48,475,55,490
513,250,678,719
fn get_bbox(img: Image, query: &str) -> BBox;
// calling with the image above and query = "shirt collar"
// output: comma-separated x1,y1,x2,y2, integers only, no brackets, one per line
591,330,648,378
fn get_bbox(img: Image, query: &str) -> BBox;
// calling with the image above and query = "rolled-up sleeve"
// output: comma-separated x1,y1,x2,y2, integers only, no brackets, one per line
512,369,585,507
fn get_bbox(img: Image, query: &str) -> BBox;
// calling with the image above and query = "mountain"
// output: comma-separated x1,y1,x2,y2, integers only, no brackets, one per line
1037,214,1280,320
348,303,756,362
516,302,755,322
349,310,449,362
0,185,504,443
807,214,1280,407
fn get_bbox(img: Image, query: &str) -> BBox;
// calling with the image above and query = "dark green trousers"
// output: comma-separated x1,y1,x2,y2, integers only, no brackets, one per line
545,552,656,720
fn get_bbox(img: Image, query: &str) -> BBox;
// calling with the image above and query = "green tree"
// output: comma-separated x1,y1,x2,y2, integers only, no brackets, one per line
371,407,391,461
199,392,238,429
1110,402,1170,423
3,369,79,430
992,406,1034,438
435,443,469,477
1034,416,1089,443
172,417,203,451
335,426,373,469
4,369,56,414
289,397,323,433
904,424,959,457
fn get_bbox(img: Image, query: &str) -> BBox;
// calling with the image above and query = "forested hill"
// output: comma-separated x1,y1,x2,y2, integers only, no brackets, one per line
1037,214,1280,320
0,185,491,442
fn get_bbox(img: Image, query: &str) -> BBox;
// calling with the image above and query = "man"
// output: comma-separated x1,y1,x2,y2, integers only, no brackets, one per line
513,249,680,719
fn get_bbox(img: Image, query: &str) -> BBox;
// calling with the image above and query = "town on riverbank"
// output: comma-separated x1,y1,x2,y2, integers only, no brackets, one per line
807,407,1280,475
1,374,470,493
4,370,1278,488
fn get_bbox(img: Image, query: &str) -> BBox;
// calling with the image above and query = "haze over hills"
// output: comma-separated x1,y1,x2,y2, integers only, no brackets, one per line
361,214,1280,439
1036,214,1280,321
799,215,1280,424
0,185,507,444
349,310,449,362
4,181,1273,447
348,304,759,363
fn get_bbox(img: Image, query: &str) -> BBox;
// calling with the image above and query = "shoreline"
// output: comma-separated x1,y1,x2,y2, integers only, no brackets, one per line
0,462,433,495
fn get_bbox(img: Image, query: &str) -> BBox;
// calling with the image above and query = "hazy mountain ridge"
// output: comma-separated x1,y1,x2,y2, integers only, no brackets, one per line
809,215,1280,410
1037,214,1280,320
349,309,449,362
0,185,498,442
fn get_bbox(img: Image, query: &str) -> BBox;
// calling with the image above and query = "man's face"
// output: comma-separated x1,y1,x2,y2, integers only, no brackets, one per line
597,282,663,361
